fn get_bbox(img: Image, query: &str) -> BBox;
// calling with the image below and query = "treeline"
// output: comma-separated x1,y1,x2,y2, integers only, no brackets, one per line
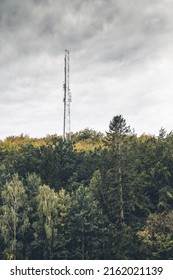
0,115,173,260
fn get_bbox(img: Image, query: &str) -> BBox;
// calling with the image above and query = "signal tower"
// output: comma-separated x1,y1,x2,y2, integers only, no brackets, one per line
63,50,71,141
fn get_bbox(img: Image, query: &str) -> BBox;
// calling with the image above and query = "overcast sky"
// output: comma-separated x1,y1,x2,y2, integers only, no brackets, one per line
0,0,173,139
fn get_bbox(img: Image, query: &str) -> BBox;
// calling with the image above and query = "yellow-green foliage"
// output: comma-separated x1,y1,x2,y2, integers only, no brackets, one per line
74,138,104,152
0,132,155,153
1,134,47,151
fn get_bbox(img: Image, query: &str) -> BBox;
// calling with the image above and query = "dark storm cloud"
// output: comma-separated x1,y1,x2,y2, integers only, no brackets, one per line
0,0,173,138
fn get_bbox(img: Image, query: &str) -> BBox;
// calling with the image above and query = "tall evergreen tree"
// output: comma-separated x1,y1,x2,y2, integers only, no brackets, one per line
105,115,132,222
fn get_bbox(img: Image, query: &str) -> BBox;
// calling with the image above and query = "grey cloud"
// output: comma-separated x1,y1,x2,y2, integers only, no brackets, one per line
1,0,173,138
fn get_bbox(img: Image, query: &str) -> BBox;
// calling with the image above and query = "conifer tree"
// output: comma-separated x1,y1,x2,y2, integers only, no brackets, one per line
105,115,132,222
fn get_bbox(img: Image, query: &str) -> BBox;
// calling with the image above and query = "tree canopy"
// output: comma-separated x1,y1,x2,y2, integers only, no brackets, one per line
0,116,173,259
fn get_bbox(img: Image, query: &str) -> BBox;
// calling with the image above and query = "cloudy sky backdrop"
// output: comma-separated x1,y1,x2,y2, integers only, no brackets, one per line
0,0,173,139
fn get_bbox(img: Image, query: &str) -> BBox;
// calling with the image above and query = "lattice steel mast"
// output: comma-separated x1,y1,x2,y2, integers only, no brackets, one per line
63,50,71,140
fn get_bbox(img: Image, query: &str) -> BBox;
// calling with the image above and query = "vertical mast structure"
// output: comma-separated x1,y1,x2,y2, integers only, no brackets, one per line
63,50,71,141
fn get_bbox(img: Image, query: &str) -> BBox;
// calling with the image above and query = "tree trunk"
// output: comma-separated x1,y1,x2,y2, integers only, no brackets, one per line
119,166,124,221
82,233,85,260
13,195,17,260
118,142,124,222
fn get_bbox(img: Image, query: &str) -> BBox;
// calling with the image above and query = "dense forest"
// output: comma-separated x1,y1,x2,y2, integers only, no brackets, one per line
0,115,173,260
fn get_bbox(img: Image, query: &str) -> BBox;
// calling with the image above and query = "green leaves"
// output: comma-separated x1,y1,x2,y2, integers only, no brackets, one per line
0,120,173,259
137,212,173,259
67,185,107,259
0,174,29,259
